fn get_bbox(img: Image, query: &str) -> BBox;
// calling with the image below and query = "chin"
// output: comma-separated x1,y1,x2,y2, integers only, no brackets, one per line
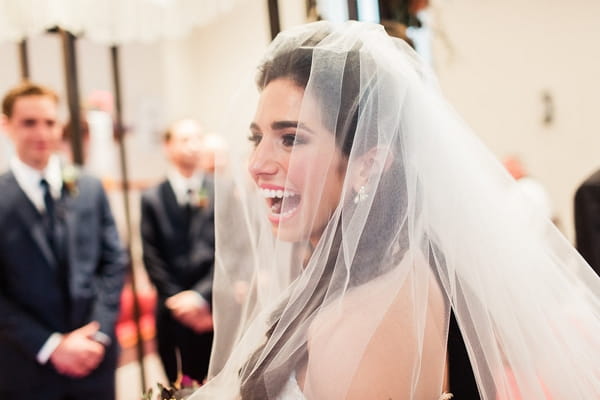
271,225,304,243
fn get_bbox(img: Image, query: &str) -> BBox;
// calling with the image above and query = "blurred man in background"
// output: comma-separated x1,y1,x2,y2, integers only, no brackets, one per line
140,118,215,383
575,169,600,277
0,82,126,399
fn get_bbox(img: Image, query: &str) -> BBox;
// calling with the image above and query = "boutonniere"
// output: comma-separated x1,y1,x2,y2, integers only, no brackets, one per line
61,164,81,197
193,187,209,209
142,375,200,400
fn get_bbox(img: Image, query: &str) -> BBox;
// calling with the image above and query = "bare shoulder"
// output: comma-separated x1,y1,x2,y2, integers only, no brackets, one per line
305,252,447,399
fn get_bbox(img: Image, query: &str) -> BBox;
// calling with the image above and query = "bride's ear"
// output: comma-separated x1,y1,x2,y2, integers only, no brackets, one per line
350,146,394,193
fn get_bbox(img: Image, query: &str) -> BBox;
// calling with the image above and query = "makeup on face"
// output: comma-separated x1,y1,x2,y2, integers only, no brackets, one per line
248,78,346,244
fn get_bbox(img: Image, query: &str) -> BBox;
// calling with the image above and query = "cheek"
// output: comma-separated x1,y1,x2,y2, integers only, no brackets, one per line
21,132,37,146
51,129,63,141
322,158,346,204
284,162,303,188
297,155,339,198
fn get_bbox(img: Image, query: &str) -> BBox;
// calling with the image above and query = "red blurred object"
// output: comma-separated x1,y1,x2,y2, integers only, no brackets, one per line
496,368,553,400
409,0,428,13
116,284,157,348
503,156,526,180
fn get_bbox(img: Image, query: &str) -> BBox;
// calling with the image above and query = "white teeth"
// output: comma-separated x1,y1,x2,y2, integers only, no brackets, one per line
271,204,298,217
260,188,297,199
280,206,297,217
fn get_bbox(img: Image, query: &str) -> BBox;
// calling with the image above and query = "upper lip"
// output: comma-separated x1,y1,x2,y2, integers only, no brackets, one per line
258,183,286,190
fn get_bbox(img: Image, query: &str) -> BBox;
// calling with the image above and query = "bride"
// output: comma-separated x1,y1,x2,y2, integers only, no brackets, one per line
190,21,600,399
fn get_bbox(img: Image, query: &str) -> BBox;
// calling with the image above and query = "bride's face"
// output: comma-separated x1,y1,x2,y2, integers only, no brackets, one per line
248,78,347,244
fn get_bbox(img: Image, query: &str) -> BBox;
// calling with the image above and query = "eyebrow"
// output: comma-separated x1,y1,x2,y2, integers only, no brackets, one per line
249,120,316,135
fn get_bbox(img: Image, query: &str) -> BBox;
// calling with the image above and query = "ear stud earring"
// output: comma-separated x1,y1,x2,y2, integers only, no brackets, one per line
353,185,368,204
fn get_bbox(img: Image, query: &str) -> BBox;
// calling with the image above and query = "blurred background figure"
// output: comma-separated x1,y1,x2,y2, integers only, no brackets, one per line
60,91,119,181
85,90,119,180
0,81,126,400
140,118,215,384
574,168,600,277
60,117,90,164
198,132,228,174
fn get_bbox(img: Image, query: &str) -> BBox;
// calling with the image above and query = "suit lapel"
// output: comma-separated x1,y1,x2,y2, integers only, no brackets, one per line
9,173,58,269
189,178,214,234
62,189,77,296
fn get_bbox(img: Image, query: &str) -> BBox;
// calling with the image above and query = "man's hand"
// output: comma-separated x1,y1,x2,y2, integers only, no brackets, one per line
166,291,213,333
49,321,106,378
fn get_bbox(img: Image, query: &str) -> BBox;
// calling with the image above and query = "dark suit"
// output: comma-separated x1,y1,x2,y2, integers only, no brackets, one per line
448,311,482,399
0,171,126,399
575,168,600,277
141,177,215,382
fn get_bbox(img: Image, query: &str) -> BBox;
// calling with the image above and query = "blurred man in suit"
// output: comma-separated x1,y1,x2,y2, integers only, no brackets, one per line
575,169,600,277
141,119,215,383
0,82,126,400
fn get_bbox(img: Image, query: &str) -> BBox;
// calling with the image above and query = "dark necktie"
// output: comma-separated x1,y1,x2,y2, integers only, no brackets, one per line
184,188,194,231
40,178,70,308
40,178,56,242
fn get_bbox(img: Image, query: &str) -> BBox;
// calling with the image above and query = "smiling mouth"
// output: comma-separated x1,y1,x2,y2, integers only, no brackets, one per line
260,188,301,218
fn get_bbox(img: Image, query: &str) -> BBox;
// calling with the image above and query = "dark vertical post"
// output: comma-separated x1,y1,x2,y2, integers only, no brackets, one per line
18,39,30,80
267,0,281,40
347,0,358,20
60,30,84,166
110,45,147,391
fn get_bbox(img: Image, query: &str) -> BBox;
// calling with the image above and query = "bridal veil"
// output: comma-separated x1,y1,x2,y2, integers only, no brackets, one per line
191,21,600,399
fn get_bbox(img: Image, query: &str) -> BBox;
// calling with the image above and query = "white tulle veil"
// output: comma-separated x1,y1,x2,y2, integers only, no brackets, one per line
190,21,600,399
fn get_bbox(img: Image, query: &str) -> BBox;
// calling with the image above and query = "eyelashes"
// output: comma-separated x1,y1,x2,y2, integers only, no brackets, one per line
248,133,262,146
248,132,307,148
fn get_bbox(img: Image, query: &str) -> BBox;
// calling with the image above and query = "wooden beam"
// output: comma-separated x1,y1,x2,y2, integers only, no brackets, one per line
18,39,29,80
267,0,281,40
110,45,147,391
60,30,84,166
347,0,358,20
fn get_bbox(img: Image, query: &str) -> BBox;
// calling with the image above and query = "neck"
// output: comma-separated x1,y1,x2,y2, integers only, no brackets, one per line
309,233,322,250
176,166,195,179
19,157,49,172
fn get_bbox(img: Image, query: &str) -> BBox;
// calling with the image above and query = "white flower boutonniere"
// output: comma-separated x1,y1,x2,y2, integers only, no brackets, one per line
62,164,81,197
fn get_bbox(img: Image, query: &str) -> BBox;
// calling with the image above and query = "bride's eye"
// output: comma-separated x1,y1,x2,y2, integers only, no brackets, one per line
282,134,296,147
282,133,307,147
248,132,262,147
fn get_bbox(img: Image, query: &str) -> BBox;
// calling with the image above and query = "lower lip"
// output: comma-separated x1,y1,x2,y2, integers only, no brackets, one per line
267,201,300,225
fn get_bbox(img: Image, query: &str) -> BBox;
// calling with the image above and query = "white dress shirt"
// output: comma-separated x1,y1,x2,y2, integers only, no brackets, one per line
10,154,63,212
167,167,204,206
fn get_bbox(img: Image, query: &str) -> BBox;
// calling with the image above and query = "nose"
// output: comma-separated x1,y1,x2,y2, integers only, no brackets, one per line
248,138,278,178
37,121,56,138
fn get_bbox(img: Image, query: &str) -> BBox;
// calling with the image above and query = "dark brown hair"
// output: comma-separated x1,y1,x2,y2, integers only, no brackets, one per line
256,37,361,158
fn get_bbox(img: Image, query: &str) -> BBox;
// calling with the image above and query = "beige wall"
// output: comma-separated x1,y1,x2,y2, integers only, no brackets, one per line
159,0,306,131
160,1,271,132
430,0,600,241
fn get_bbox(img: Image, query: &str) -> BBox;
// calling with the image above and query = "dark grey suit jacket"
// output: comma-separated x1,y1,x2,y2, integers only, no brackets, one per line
140,178,215,304
0,170,127,390
575,168,600,277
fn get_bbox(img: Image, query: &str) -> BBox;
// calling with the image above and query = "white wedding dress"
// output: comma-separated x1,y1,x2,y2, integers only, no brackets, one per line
278,375,306,399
